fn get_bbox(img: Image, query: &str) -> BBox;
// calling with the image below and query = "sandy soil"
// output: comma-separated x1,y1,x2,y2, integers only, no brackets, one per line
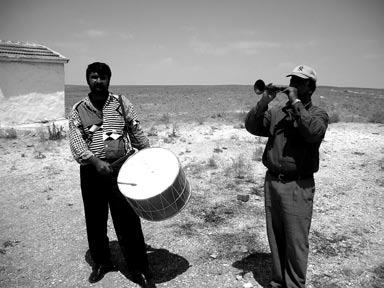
0,121,383,288
0,92,64,125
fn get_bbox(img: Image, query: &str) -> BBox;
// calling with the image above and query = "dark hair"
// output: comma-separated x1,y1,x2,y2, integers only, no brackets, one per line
86,62,112,83
308,79,316,92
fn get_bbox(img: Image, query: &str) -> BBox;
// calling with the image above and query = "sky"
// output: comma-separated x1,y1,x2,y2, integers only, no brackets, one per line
1,0,383,88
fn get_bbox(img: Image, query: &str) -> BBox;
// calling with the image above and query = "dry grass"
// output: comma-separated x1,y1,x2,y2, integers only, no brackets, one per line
1,123,383,287
65,85,384,125
2,83,384,287
225,154,252,180
147,125,159,136
37,123,66,142
168,123,180,138
252,146,264,162
207,155,219,169
160,113,171,124
368,111,384,124
0,128,17,139
329,112,341,124
47,123,66,140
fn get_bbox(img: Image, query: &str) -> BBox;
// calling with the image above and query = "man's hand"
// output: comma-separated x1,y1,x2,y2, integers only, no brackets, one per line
260,85,279,105
88,156,113,176
282,87,299,103
260,91,275,104
260,83,287,104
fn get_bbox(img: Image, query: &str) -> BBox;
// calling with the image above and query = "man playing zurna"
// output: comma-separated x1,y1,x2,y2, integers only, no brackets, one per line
245,65,329,288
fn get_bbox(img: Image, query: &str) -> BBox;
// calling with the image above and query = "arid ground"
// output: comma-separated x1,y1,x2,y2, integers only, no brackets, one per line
1,119,383,288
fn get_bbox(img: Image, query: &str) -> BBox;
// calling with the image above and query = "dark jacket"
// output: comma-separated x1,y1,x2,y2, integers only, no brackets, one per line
245,98,329,175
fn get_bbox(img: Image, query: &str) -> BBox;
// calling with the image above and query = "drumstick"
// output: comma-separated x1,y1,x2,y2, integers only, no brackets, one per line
111,155,130,168
117,181,138,186
111,149,137,169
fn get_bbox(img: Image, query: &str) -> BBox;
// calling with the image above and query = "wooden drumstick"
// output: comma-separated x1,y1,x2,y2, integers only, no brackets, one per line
117,181,137,186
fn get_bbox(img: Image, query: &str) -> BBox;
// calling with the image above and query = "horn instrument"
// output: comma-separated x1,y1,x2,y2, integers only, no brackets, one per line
254,79,286,95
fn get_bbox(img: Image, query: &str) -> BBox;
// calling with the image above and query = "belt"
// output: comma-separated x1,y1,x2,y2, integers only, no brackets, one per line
268,170,313,182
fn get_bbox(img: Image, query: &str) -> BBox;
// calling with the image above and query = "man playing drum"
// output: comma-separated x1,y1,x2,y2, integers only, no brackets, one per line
68,62,155,287
245,65,329,288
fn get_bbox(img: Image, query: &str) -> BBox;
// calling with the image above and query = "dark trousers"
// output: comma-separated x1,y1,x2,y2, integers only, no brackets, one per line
80,164,148,272
264,171,315,288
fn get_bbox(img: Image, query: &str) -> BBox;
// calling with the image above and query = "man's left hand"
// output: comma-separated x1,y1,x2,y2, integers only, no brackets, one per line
282,87,299,103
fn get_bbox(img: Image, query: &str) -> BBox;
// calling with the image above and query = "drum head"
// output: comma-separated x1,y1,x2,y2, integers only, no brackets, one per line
117,147,180,200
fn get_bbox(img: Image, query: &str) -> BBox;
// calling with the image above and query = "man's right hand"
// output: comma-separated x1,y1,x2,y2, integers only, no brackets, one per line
88,156,113,176
260,89,277,105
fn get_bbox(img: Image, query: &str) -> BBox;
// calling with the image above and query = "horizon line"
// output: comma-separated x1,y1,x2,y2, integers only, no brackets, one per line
65,83,384,90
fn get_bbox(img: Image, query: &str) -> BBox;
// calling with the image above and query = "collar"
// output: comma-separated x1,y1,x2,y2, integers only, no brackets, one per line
282,101,313,122
85,92,114,112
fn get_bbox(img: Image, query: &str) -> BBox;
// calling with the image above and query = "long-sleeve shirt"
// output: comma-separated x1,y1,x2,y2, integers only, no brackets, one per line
69,93,149,164
245,98,329,175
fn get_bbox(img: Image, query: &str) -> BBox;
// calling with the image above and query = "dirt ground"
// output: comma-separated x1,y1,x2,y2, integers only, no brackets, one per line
0,121,383,288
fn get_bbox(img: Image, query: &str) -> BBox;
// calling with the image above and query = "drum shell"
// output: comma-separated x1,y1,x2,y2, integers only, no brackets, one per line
119,152,191,221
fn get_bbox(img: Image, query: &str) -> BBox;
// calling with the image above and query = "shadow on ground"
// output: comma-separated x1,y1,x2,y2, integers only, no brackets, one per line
85,241,190,284
146,244,190,283
232,252,272,287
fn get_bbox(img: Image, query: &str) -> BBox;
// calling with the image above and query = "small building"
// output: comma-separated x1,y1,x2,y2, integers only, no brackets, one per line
0,40,69,126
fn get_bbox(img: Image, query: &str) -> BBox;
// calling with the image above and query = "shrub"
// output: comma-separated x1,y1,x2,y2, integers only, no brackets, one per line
47,123,65,140
329,112,340,124
230,134,239,141
252,146,264,161
207,155,218,169
38,128,48,142
376,178,384,187
225,154,250,179
256,136,265,144
196,117,205,125
160,113,170,124
168,123,179,138
237,110,248,122
0,128,17,139
368,111,384,124
378,158,384,171
162,137,174,144
233,123,245,129
147,125,158,136
211,112,224,119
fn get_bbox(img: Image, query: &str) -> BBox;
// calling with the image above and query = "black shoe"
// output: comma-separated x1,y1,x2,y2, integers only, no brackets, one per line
88,263,118,283
130,270,156,288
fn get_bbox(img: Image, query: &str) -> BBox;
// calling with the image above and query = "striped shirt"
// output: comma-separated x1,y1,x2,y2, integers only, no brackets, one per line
69,93,149,164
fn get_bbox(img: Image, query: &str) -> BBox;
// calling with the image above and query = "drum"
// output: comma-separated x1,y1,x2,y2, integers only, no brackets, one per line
117,147,191,221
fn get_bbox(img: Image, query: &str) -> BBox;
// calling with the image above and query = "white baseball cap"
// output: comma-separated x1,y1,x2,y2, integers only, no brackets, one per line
286,65,317,82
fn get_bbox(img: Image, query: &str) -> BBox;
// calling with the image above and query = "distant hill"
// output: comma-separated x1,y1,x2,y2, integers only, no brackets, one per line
65,85,384,125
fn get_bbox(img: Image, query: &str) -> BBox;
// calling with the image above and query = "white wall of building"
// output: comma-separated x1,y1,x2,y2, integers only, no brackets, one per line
0,61,65,97
0,61,66,125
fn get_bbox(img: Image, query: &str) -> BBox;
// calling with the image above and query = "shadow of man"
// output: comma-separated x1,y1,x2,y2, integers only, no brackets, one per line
232,252,272,288
85,241,190,285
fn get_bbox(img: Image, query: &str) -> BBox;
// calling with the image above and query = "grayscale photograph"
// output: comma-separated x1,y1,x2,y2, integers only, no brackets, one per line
0,1,383,287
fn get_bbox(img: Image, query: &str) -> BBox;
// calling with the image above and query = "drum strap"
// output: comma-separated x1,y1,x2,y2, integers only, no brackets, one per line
118,95,128,136
119,94,141,146
118,94,139,155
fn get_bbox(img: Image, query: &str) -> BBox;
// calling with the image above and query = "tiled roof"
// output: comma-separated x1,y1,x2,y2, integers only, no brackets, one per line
0,40,69,63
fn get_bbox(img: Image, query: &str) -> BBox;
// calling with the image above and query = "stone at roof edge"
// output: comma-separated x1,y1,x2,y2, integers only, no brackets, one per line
0,55,69,64
0,40,69,63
